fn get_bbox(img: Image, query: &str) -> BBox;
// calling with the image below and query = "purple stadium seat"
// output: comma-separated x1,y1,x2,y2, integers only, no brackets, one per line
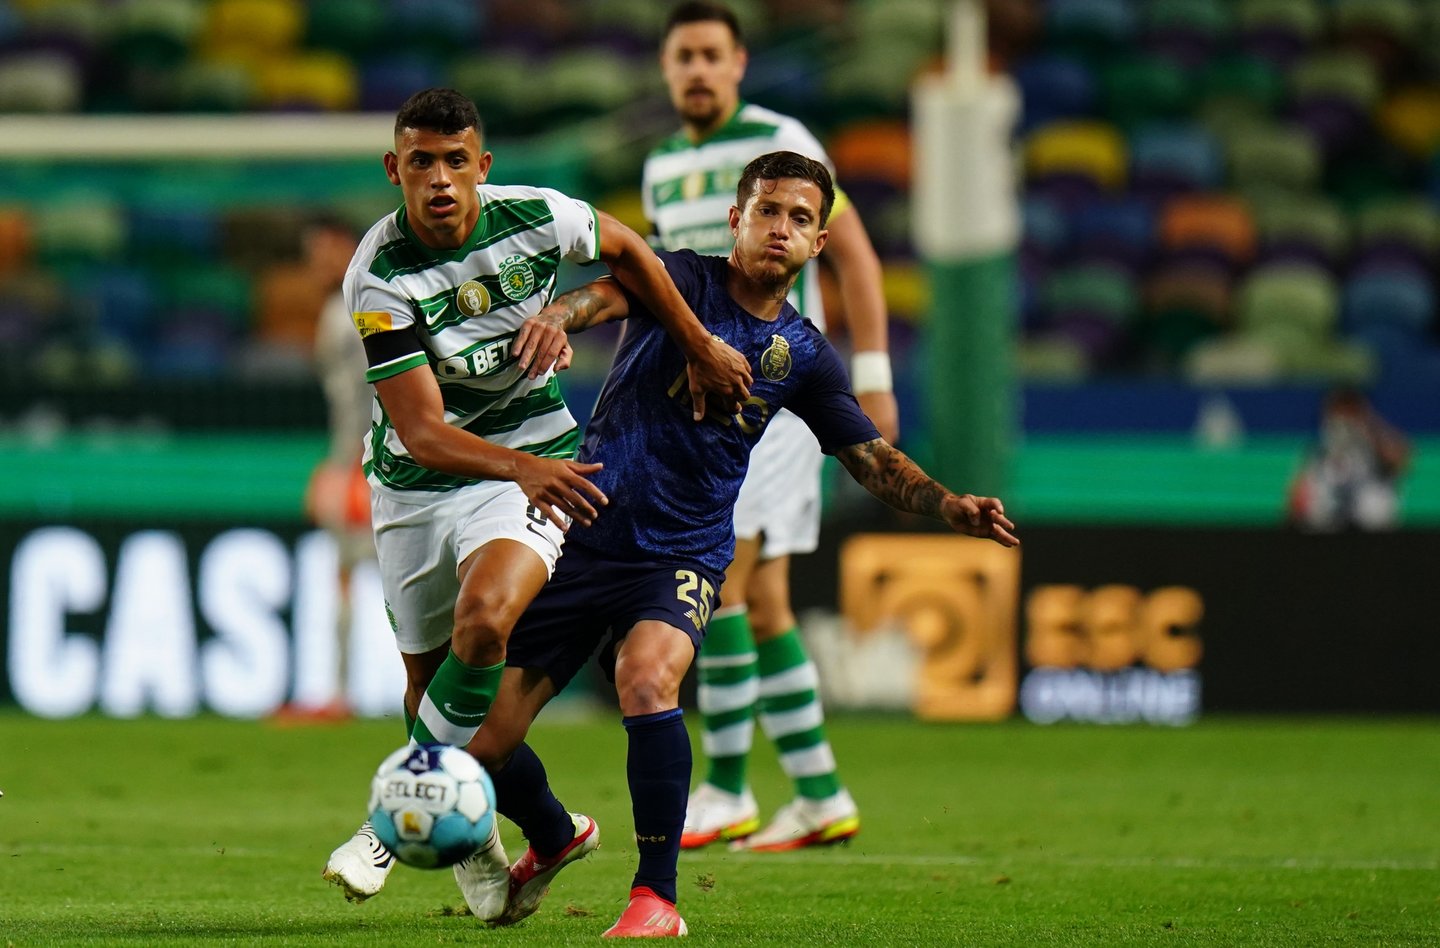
1068,197,1157,270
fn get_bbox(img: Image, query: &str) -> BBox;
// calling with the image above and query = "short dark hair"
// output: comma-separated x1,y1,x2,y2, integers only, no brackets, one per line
736,151,835,225
664,1,743,45
393,87,483,138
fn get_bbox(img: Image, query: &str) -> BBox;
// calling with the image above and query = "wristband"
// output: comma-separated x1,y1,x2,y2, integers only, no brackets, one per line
850,351,893,394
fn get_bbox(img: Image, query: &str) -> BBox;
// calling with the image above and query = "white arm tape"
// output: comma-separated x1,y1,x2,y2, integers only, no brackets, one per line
850,350,893,394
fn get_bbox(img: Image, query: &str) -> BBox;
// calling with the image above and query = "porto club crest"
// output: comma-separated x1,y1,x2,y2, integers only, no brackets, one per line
761,334,792,382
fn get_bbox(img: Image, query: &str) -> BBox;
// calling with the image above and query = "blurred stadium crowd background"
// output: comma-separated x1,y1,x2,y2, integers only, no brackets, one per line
1,0,1438,515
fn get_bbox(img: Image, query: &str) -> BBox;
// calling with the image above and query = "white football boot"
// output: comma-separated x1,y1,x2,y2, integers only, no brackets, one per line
453,820,512,922
680,783,760,849
733,788,860,852
322,820,395,902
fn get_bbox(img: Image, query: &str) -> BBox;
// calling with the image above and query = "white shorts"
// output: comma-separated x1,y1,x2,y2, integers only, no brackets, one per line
370,480,567,654
733,409,824,560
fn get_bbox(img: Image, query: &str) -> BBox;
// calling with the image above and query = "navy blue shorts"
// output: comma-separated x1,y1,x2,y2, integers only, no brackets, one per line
506,542,724,693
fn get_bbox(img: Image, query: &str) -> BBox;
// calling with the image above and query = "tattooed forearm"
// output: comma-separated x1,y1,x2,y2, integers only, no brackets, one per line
552,284,617,332
838,438,949,519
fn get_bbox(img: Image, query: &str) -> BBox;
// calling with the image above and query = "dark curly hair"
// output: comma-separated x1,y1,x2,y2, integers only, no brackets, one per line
736,151,835,225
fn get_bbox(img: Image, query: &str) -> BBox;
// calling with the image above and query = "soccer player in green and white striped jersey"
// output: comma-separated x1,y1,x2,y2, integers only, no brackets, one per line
322,87,751,919
646,2,900,854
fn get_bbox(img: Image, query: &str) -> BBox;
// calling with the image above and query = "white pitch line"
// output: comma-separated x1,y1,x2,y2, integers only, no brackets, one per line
689,852,1440,872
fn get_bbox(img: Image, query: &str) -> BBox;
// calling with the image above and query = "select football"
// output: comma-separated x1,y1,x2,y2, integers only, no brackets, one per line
367,743,496,869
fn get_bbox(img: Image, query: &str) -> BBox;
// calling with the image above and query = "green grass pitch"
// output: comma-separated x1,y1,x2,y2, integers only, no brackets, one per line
1,712,1436,946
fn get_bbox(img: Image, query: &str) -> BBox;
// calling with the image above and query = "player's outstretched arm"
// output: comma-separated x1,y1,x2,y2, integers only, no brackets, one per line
512,280,630,379
595,210,752,418
373,363,607,528
835,438,1019,547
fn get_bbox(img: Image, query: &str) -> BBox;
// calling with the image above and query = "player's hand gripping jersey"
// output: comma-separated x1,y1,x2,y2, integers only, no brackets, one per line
569,250,878,574
345,184,600,493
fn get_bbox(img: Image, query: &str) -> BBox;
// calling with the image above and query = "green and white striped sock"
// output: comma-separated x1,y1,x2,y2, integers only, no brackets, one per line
410,651,504,748
756,628,841,801
696,607,758,795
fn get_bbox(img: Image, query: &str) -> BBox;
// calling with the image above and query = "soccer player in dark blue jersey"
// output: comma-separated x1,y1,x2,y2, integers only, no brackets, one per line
466,151,1018,937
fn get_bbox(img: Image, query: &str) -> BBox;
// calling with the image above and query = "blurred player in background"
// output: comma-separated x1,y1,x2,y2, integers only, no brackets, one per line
276,213,366,723
646,1,899,853
461,151,1017,937
321,87,751,919
1288,386,1411,531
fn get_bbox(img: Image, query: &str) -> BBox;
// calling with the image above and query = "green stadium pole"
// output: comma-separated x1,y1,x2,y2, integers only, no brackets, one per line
911,1,1021,496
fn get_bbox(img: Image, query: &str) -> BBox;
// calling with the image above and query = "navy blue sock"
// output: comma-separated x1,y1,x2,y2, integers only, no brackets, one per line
488,742,574,858
623,708,690,906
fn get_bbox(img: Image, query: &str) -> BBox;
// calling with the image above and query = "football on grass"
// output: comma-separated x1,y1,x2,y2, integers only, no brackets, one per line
368,743,496,868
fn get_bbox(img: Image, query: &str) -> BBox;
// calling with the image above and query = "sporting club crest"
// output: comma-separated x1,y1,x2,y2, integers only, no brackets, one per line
498,255,535,301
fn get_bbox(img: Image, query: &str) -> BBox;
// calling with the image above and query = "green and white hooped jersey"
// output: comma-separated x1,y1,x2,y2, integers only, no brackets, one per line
642,102,833,330
345,183,600,493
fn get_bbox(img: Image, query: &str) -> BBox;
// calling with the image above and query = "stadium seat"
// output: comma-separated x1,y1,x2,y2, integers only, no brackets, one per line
1158,194,1258,269
448,51,541,133
0,50,82,111
202,0,302,57
1130,122,1225,198
1022,194,1070,260
1141,259,1232,365
1045,0,1138,61
32,195,125,263
1236,0,1323,66
1196,54,1286,119
128,207,221,265
87,265,159,349
1342,268,1435,334
1353,198,1440,268
1144,258,1233,324
1098,54,1194,130
1067,196,1158,269
579,0,672,49
356,54,440,113
1288,50,1382,151
383,0,482,56
821,35,928,121
1143,0,1233,68
1013,54,1098,133
0,272,58,363
0,207,33,274
1235,262,1340,349
539,48,643,123
257,51,358,111
1024,120,1128,193
1377,86,1440,157
829,121,911,191
107,0,205,70
1251,193,1350,267
170,58,255,111
161,264,254,335
1331,0,1421,80
301,0,385,55
1043,260,1138,366
1225,123,1322,193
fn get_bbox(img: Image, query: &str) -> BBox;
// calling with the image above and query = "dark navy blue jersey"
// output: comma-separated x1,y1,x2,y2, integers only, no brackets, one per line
569,249,880,573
